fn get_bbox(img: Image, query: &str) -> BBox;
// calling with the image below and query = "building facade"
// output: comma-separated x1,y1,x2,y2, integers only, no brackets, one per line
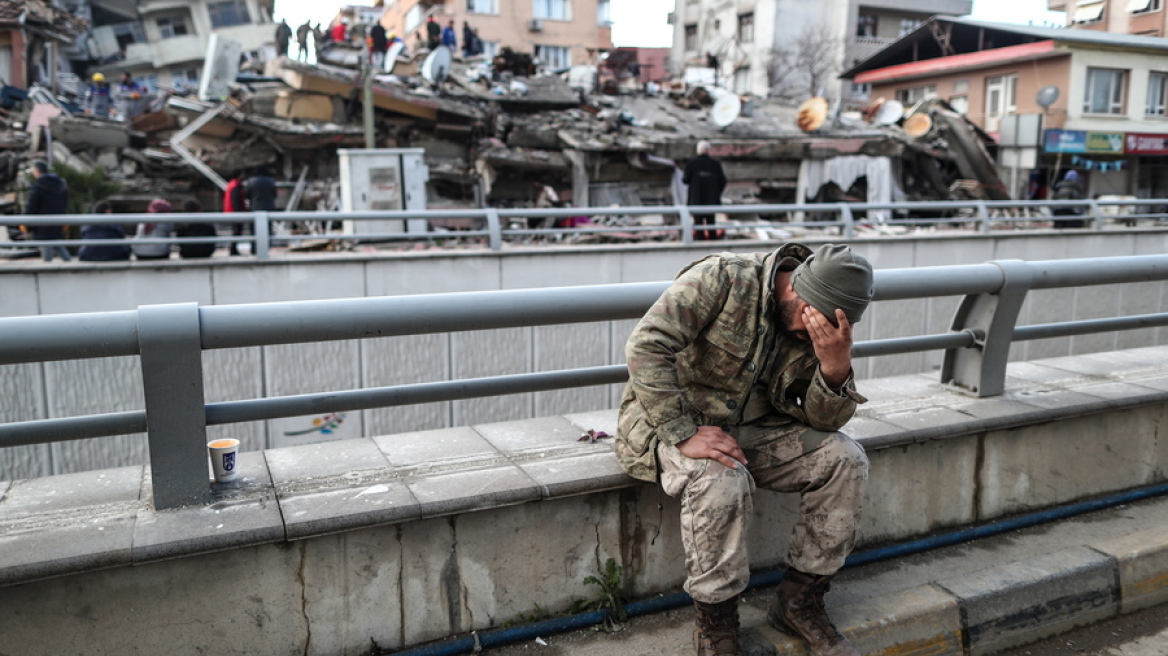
379,0,613,68
668,0,969,103
845,17,1168,199
1052,0,1166,36
87,0,275,92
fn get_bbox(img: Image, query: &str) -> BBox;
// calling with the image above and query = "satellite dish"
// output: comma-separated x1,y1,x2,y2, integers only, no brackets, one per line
421,46,452,85
710,90,741,128
1036,85,1060,109
872,99,905,125
863,97,886,123
796,96,828,132
903,112,933,138
384,41,404,74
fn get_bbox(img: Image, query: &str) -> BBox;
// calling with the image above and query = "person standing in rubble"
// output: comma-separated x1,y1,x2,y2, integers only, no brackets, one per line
426,16,441,50
223,169,249,256
296,20,312,61
276,19,293,58
313,23,329,57
462,21,475,57
245,166,278,254
331,20,348,45
441,20,457,50
370,22,389,69
683,141,727,241
117,72,143,123
25,160,72,262
85,73,112,118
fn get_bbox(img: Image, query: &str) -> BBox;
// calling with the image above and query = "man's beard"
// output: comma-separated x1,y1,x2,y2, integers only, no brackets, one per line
777,297,809,342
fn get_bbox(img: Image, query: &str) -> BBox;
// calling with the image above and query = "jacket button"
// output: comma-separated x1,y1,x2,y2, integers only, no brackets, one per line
726,399,738,410
746,362,756,372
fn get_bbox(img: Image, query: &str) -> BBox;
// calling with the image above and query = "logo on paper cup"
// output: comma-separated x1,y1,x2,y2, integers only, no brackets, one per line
223,451,236,472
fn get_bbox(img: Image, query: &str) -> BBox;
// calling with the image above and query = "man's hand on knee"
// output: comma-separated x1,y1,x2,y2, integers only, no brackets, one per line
677,426,747,470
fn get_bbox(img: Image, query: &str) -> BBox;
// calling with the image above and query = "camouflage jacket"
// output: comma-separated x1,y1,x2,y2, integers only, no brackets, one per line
616,243,867,482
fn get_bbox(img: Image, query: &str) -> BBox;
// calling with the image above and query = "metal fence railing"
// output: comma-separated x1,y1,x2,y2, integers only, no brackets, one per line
2,254,1168,509
2,197,1165,257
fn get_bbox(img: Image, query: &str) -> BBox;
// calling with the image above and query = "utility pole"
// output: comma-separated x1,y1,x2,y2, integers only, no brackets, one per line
363,45,375,148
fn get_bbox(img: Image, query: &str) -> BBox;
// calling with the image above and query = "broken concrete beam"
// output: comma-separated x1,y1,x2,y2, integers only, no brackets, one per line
48,114,130,150
275,91,337,122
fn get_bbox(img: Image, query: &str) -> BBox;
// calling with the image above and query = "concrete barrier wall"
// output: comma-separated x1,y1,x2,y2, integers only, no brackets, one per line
3,349,1168,654
3,231,1168,479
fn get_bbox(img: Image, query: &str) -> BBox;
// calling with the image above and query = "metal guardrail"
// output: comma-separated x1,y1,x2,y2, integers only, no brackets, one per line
3,255,1168,509
2,197,1165,257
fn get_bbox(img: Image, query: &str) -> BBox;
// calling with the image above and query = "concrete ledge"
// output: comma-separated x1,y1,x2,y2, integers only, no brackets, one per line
4,347,1168,654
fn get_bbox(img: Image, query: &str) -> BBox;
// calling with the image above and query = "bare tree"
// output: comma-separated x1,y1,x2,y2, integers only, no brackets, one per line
767,23,845,102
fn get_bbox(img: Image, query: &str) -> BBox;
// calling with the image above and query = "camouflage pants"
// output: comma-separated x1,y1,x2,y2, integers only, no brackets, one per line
657,425,868,604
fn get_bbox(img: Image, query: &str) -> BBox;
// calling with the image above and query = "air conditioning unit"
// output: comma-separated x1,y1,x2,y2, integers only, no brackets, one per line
528,18,544,31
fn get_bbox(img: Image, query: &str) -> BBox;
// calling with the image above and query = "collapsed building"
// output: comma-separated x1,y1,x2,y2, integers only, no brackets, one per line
1,31,1008,239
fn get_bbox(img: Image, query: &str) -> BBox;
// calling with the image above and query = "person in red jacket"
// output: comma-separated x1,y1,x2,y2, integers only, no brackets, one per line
222,169,249,255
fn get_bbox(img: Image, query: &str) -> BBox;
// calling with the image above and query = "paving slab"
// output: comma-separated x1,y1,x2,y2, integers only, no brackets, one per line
373,426,501,469
407,464,541,518
1092,524,1168,614
473,416,605,461
133,455,284,562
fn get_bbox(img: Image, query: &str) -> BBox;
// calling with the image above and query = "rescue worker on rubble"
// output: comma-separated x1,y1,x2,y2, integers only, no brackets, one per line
617,242,874,656
117,72,143,123
426,16,441,50
85,72,112,118
296,20,312,61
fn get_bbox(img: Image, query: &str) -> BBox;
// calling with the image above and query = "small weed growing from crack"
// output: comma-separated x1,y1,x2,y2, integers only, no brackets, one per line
572,558,628,632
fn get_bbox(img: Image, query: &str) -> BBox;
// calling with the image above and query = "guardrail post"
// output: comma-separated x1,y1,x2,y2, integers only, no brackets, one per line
254,211,271,259
1088,199,1104,230
677,206,694,244
975,201,991,233
838,204,855,238
138,302,209,509
941,259,1032,397
485,209,502,251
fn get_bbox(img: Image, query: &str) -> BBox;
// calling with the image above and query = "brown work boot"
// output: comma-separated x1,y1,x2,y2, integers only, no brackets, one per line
693,596,742,655
767,569,859,656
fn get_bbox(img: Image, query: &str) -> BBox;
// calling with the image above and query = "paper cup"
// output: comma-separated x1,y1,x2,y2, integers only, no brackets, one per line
207,438,241,483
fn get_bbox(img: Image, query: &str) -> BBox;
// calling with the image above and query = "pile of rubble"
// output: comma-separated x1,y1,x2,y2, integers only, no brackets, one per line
1,45,1006,243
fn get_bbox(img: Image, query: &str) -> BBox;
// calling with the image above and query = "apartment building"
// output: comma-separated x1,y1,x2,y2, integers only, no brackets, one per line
669,0,969,102
844,17,1168,198
379,0,613,69
87,0,275,91
1053,0,1166,36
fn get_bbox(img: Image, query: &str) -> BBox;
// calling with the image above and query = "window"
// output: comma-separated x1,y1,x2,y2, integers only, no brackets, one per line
1072,0,1105,23
733,66,751,93
896,84,935,105
849,82,871,99
985,74,1017,130
535,45,570,70
207,0,251,28
112,22,147,50
1129,0,1162,13
1084,67,1127,114
467,0,497,14
685,24,698,51
597,0,610,25
1148,72,1168,116
898,18,919,36
737,13,754,43
949,95,969,114
170,66,201,90
533,0,570,20
157,16,189,39
480,41,499,59
857,14,878,38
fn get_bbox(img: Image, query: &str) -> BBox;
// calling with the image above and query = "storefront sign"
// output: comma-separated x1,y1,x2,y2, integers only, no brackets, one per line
1125,132,1168,155
1044,130,1087,153
1086,132,1125,154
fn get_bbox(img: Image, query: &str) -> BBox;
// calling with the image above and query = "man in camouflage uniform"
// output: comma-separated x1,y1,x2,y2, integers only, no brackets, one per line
617,243,874,656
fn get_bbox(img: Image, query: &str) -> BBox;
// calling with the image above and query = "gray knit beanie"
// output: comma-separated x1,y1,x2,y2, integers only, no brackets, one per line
790,244,874,324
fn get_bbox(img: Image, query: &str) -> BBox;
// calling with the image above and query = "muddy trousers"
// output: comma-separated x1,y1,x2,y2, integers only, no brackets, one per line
657,426,868,605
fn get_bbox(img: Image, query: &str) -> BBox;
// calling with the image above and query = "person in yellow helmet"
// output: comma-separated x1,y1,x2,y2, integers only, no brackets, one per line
86,72,112,117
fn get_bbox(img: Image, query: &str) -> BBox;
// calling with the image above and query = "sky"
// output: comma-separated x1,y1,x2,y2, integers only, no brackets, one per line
273,0,1068,50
